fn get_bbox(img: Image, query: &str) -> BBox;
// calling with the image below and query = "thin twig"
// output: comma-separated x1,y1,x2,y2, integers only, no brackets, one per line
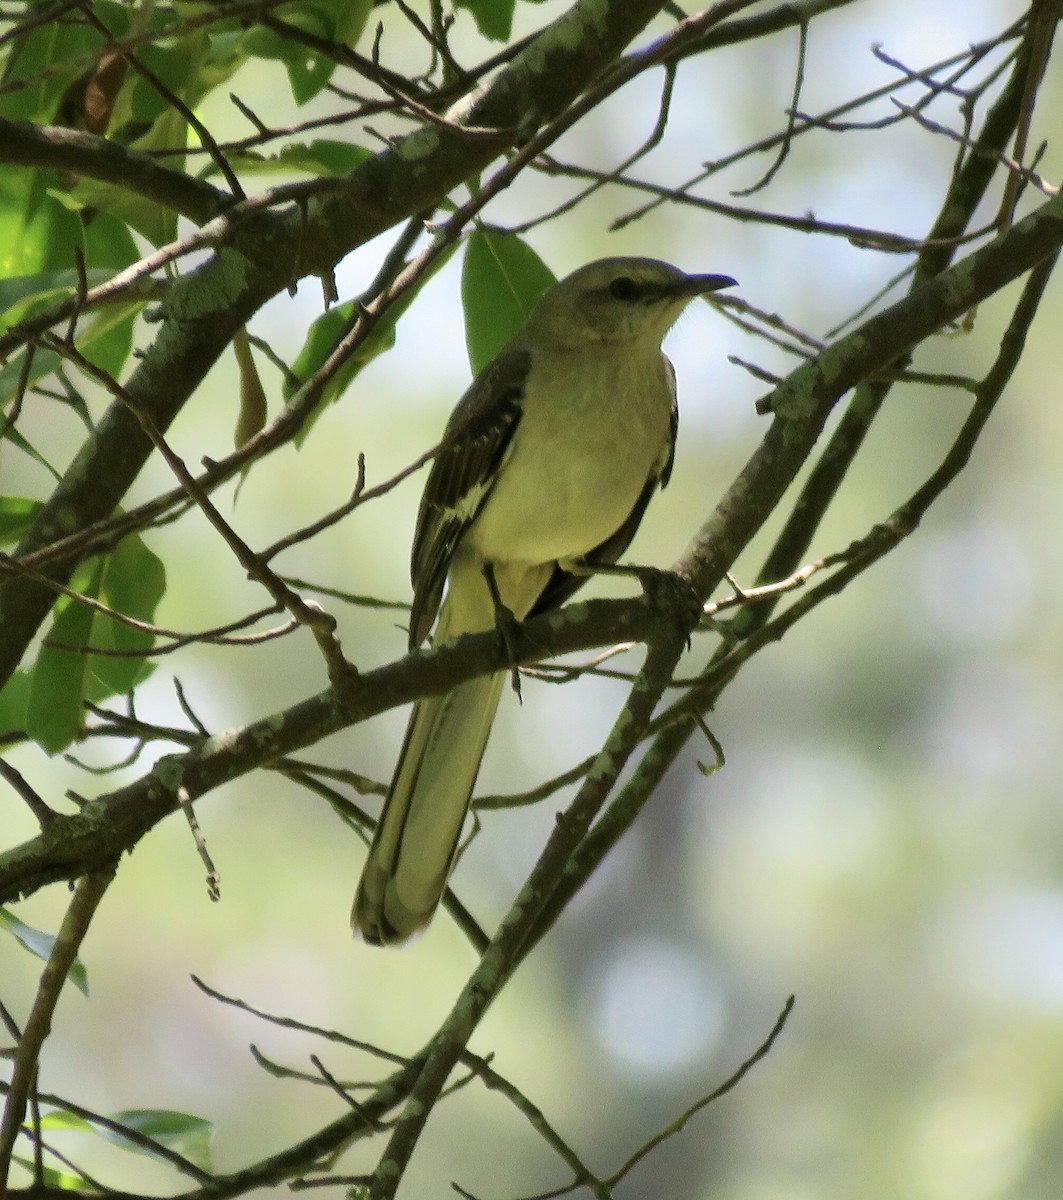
894,99,1057,197
513,61,678,237
368,617,696,1197
605,997,796,1187
78,3,246,199
177,786,220,901
262,456,367,561
613,19,1023,228
0,866,117,1184
0,758,56,826
732,15,808,195
462,1050,611,1200
39,334,352,686
0,1082,214,1184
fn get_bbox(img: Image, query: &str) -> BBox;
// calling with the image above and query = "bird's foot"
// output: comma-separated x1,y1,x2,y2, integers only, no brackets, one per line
583,561,702,647
482,562,525,701
631,566,703,644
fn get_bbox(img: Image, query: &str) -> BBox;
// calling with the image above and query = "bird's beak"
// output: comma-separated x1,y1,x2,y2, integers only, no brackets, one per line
681,273,738,298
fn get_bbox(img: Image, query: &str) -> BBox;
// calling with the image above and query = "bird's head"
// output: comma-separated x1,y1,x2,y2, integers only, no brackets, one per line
522,256,736,349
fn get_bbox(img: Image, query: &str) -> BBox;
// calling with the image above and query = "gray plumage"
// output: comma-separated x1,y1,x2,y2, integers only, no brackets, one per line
353,257,735,945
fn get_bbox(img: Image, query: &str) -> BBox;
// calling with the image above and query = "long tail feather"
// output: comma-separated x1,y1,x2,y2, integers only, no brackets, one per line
352,667,505,944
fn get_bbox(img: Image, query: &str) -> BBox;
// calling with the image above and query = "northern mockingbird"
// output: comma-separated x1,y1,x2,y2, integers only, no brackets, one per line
353,256,736,945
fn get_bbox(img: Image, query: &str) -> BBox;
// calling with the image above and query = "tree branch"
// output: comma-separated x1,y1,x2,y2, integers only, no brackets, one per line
0,866,116,1190
0,119,230,224
2,179,1060,911
0,0,677,692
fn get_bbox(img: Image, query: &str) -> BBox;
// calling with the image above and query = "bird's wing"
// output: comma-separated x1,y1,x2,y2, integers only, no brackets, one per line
409,348,531,647
528,359,678,617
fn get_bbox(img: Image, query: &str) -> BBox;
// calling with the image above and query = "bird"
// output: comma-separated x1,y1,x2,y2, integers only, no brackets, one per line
353,256,736,945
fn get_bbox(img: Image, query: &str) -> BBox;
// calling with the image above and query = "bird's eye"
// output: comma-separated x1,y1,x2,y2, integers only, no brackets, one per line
608,276,639,301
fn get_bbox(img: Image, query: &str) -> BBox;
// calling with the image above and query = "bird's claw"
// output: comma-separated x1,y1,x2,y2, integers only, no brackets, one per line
482,563,525,701
630,566,702,646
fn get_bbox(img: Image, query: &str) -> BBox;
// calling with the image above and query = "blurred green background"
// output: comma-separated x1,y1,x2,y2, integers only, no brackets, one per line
4,2,1063,1197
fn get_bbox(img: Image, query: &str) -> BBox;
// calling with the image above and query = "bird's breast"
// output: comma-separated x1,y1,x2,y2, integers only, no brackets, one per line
466,347,674,564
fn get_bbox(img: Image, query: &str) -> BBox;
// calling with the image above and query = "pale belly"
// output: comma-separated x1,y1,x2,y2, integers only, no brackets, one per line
465,348,673,565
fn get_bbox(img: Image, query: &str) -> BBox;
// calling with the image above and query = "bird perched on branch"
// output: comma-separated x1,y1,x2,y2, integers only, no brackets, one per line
353,256,736,946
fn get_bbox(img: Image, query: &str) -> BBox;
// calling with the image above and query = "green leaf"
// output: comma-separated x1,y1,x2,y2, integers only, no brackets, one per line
0,17,102,123
286,47,336,105
238,19,331,105
287,299,391,445
79,301,139,378
236,25,298,64
0,422,64,482
0,271,135,385
0,300,141,423
0,212,138,388
10,532,165,752
0,908,90,995
233,327,267,452
107,1110,214,1170
329,0,374,47
455,0,516,41
461,229,555,374
51,176,173,248
128,41,200,126
11,1155,92,1191
87,534,167,699
0,271,137,382
52,30,219,246
0,670,32,741
25,559,105,754
222,140,374,179
239,0,371,103
286,240,459,444
0,269,112,330
0,496,43,545
83,208,140,272
0,171,85,281
41,1108,214,1171
81,213,140,380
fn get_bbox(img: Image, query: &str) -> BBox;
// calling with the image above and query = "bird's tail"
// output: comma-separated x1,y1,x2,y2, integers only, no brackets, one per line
352,625,506,945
